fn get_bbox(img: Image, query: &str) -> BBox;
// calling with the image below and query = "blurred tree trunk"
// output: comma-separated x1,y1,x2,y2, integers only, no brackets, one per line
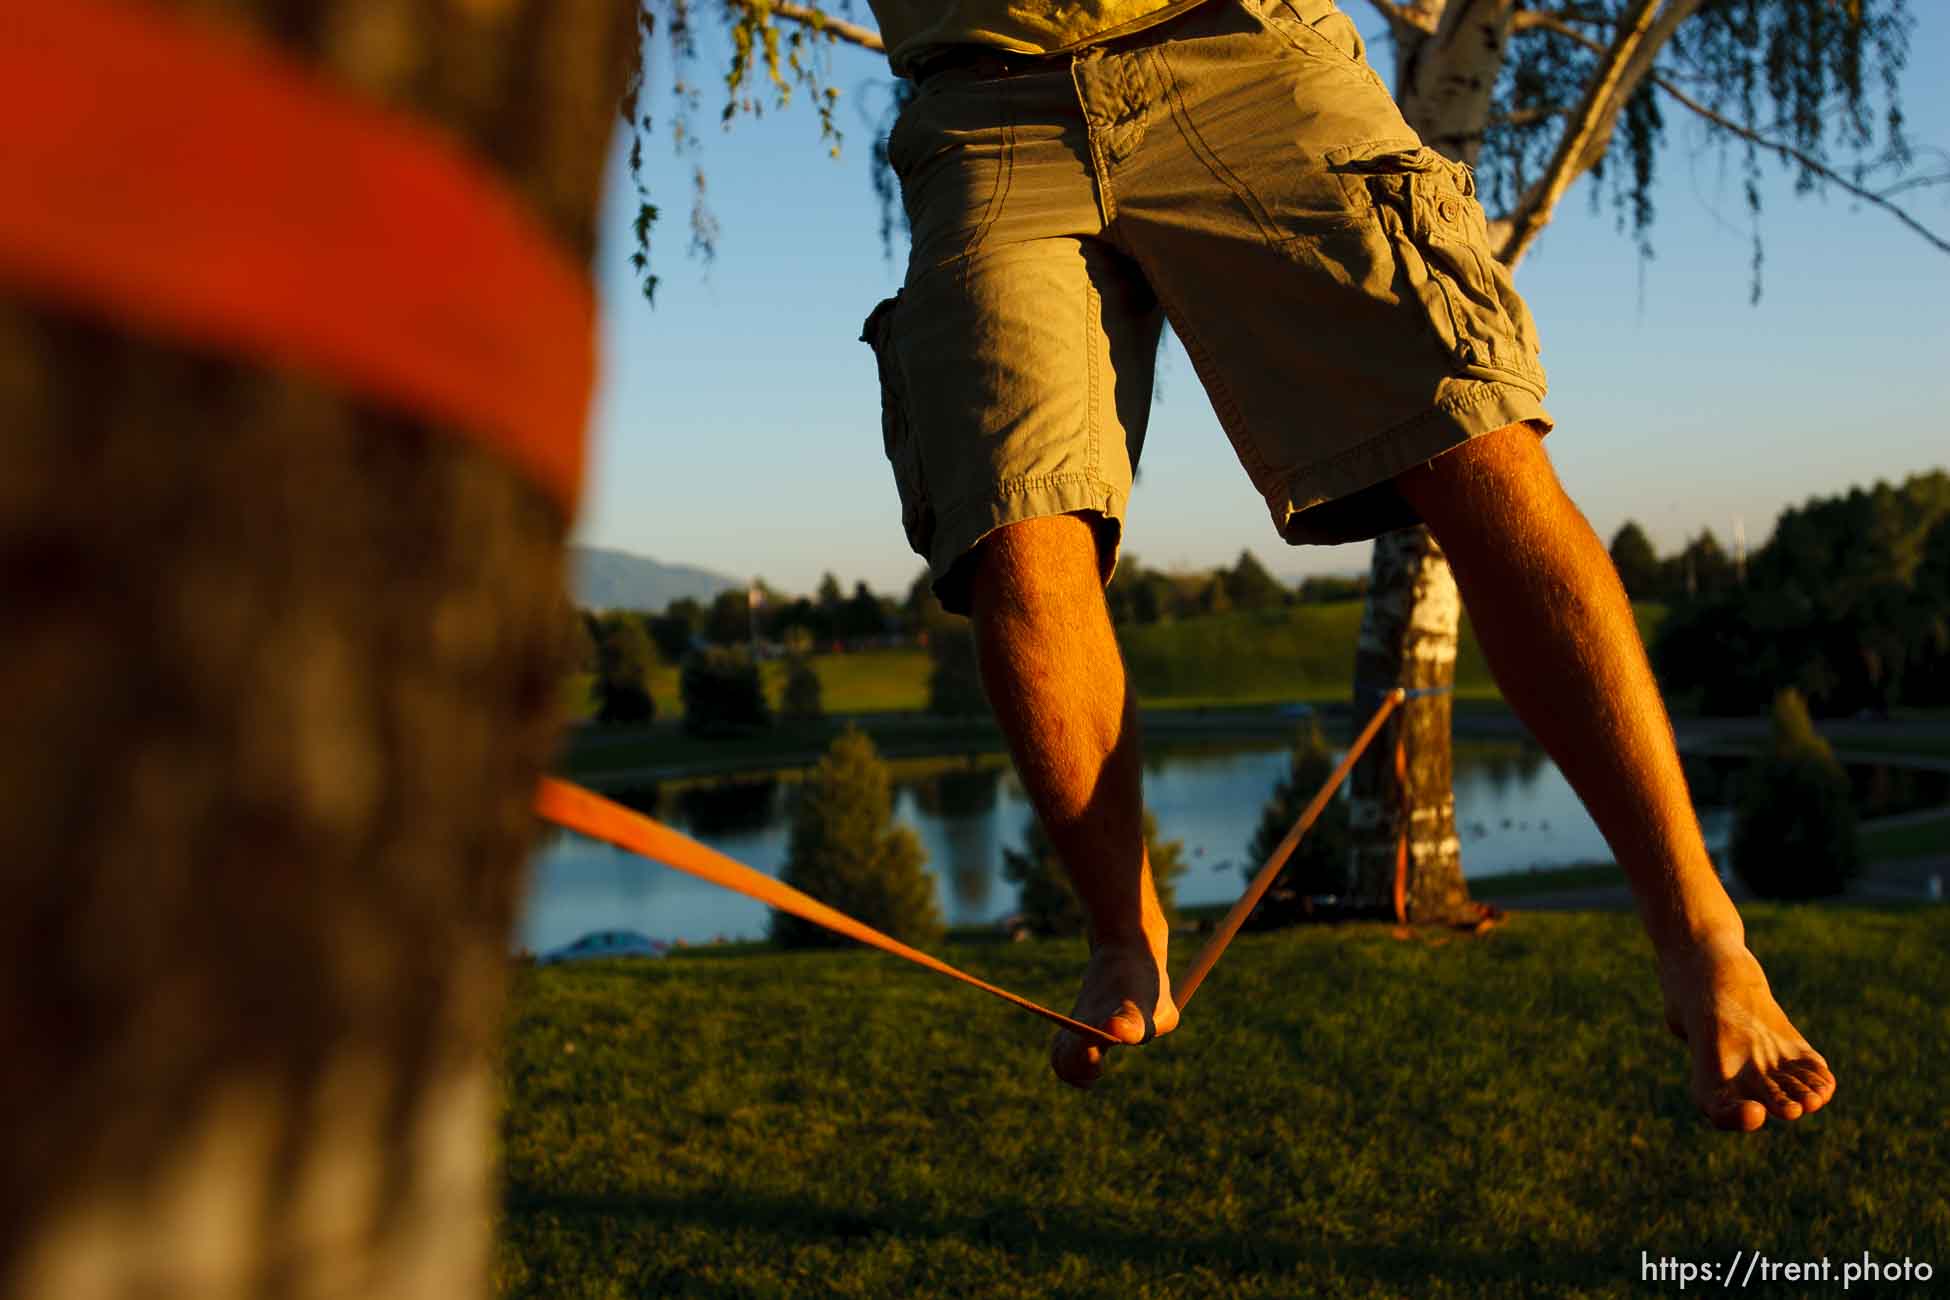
0,2,634,1296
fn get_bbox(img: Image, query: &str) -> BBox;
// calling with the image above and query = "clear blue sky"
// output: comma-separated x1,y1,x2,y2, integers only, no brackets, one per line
575,3,1949,597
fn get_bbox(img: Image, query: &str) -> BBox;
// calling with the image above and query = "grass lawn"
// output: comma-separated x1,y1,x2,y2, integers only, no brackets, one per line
1468,863,1628,898
498,906,1948,1298
1860,814,1950,862
569,603,1642,722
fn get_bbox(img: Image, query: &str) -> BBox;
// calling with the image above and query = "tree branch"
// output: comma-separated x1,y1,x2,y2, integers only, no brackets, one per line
734,0,886,53
1495,0,1659,267
1650,77,1950,256
1363,0,1439,35
1511,8,1605,55
1570,0,1700,176
1519,5,1950,256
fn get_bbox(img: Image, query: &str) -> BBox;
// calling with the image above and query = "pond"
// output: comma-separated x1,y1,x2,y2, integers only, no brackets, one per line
517,742,1945,954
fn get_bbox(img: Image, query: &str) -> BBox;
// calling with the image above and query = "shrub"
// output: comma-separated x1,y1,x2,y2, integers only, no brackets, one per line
779,654,824,722
1243,719,1352,927
772,729,941,948
1730,689,1859,899
1000,810,1185,938
593,615,657,724
679,646,770,735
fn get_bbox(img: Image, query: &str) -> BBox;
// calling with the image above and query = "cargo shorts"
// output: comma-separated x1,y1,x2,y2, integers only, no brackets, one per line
862,0,1552,613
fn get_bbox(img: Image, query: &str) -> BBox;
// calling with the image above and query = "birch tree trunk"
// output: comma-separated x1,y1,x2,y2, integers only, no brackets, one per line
0,3,633,1295
1347,0,1514,922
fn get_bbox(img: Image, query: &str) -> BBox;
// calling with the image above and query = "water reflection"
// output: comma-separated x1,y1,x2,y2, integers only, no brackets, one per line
675,779,780,835
518,745,1939,953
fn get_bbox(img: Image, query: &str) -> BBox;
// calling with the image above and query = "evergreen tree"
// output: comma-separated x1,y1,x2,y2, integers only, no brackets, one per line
648,598,704,661
773,729,942,947
593,615,658,724
1001,811,1185,937
1608,521,1662,600
841,579,887,640
679,645,770,735
780,654,824,722
1730,689,1859,899
1244,720,1354,927
926,624,989,717
1225,549,1287,611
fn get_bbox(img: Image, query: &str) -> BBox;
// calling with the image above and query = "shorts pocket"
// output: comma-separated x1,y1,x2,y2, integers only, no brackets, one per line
1326,140,1546,389
860,293,937,561
1260,0,1385,89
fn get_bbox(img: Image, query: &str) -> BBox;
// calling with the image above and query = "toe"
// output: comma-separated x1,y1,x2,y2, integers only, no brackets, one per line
1107,1000,1150,1046
1782,1059,1836,1113
1742,1066,1804,1121
1707,1094,1768,1132
1050,1030,1105,1089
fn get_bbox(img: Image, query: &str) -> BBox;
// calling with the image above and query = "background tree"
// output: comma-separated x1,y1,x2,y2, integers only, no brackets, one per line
1133,570,1177,625
1652,469,1950,715
0,1,636,1293
1225,548,1289,611
705,586,754,646
780,653,826,721
1608,520,1662,600
1729,688,1859,898
926,623,990,717
1664,529,1739,599
1001,811,1186,937
680,645,772,734
1243,720,1356,927
649,597,704,661
817,571,846,621
594,612,660,723
840,578,888,641
1199,573,1233,616
1297,574,1368,604
773,729,942,947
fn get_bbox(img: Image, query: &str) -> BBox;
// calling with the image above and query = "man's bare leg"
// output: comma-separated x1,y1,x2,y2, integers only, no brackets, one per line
1394,424,1837,1130
968,513,1178,1087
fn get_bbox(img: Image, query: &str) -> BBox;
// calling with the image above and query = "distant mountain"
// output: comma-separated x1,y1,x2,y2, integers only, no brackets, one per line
571,546,740,612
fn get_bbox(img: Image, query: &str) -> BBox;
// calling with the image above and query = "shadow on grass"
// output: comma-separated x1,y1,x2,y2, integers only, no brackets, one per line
502,1185,1619,1293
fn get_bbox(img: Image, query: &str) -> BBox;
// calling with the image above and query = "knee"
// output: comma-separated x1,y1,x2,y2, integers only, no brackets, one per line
968,512,1107,620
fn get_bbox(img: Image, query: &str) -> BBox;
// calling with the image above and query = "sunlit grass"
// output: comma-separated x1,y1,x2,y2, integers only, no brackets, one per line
498,905,1948,1298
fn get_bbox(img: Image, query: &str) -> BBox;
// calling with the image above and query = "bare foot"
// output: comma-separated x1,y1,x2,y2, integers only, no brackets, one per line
1050,939,1179,1088
1657,935,1837,1131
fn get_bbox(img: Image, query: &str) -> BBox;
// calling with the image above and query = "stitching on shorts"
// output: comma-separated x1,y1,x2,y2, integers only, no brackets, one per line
1155,46,1282,245
984,470,1111,499
1281,380,1546,510
1086,278,1101,484
1075,57,1119,227
958,81,1016,277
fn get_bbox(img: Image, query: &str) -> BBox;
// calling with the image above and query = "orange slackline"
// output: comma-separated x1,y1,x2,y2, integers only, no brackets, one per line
0,0,591,516
534,689,1408,1041
535,778,1123,1048
1173,688,1403,1009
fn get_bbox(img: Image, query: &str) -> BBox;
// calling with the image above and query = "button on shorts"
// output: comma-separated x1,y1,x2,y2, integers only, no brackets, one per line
862,0,1552,613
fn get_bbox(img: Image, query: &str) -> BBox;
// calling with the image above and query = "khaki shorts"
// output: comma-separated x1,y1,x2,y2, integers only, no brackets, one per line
863,0,1551,613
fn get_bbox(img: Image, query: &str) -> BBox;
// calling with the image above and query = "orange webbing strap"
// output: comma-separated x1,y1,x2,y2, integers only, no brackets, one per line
535,691,1406,1042
0,0,591,516
1173,689,1404,1009
534,778,1123,1047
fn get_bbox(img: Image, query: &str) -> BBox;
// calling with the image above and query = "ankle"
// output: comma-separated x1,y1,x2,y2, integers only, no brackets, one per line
1088,903,1170,962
